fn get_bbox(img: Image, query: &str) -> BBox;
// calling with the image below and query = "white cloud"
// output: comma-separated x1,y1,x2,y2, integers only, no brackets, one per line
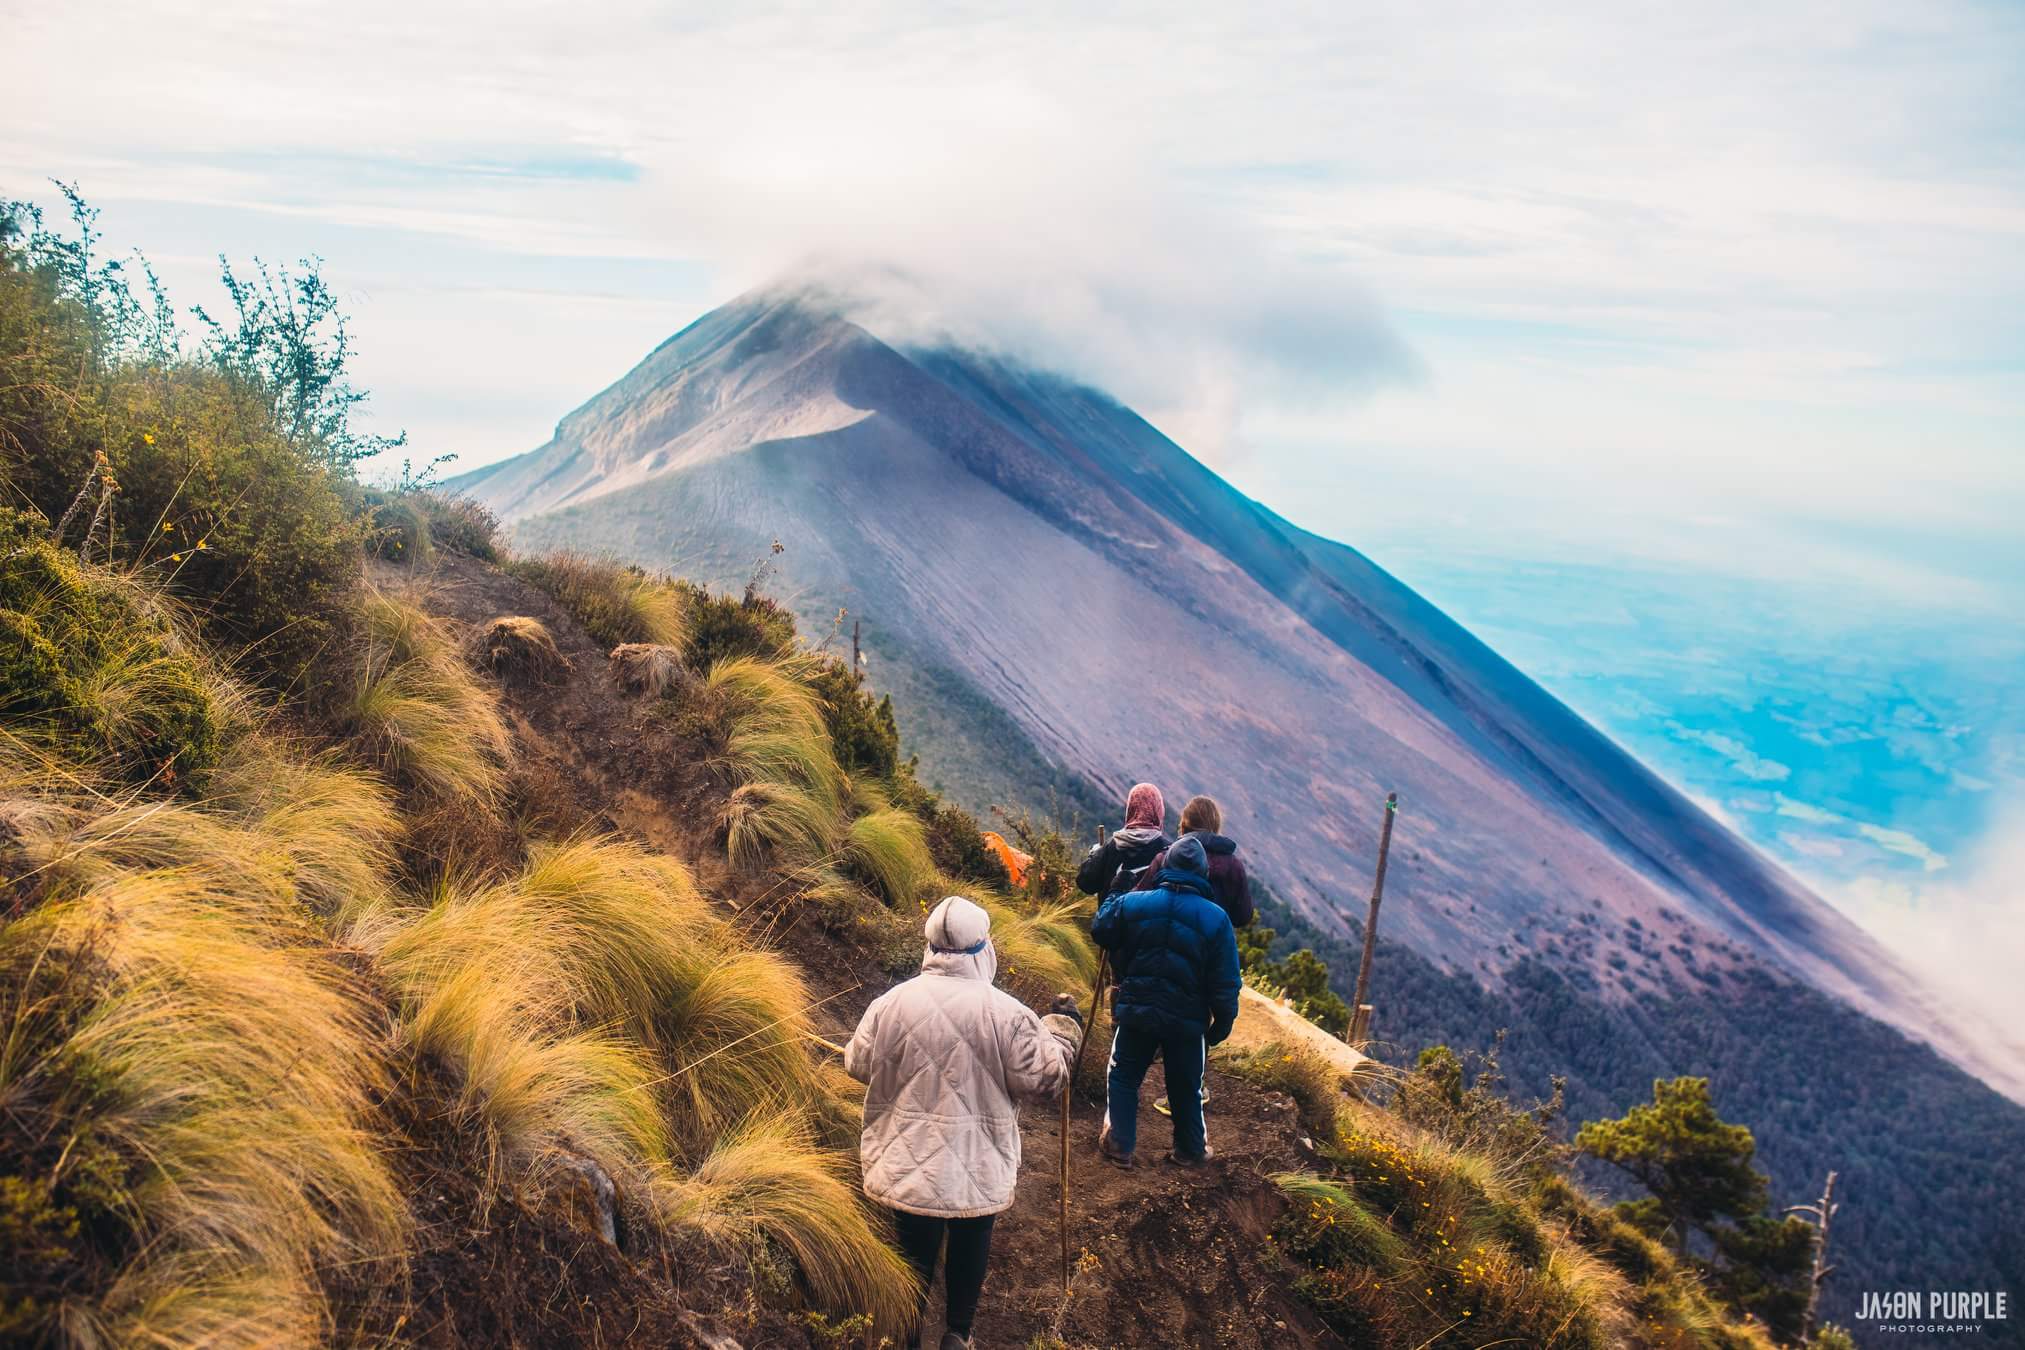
4,0,2022,522
1833,801,2025,1079
1669,726,1792,784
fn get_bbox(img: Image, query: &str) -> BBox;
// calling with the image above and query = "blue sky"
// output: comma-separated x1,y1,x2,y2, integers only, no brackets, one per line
6,1,2022,1037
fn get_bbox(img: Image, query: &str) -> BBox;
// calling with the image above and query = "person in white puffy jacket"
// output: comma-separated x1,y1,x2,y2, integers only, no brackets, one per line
845,895,1082,1350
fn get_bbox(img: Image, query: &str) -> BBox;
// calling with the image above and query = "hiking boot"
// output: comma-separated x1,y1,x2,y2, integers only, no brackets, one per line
1163,1146,1215,1168
1097,1124,1135,1169
939,1333,973,1350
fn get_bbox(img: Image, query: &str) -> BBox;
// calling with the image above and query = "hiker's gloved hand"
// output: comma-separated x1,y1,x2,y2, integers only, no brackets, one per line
1049,992,1083,1027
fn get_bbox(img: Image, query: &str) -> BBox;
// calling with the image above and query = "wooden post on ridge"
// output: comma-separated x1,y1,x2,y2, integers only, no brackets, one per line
851,618,861,679
1348,793,1399,1045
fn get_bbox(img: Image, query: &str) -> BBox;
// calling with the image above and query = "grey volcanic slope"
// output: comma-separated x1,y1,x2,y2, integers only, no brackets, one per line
458,287,2013,1102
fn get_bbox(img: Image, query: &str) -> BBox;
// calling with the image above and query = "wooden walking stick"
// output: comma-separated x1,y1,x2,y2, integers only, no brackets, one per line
1061,950,1110,1291
1349,793,1399,1044
1061,821,1112,1291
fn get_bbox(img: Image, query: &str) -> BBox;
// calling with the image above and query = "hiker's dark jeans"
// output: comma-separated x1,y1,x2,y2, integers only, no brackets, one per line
891,1208,995,1339
1105,1023,1207,1159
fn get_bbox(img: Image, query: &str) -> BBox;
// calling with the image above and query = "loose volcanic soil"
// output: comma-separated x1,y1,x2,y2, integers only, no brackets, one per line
401,552,1348,1348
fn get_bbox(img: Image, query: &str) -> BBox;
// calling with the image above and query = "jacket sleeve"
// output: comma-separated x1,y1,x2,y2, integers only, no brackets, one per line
1000,1000,1078,1101
1089,893,1125,954
1131,849,1168,891
1223,853,1255,927
1204,914,1242,1047
842,998,881,1084
1075,840,1117,897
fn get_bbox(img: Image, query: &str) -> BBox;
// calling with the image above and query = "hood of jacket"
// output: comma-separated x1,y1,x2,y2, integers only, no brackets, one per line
1149,866,1216,901
1124,782,1165,831
1190,831,1237,856
921,894,997,983
1109,825,1168,854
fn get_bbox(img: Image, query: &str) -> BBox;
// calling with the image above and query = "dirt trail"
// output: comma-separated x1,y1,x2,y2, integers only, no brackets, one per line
969,1061,1343,1349
401,553,1346,1348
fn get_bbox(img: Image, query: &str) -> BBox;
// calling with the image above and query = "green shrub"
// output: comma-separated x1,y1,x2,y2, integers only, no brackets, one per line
925,803,1011,889
1390,1040,1567,1184
414,490,499,560
357,487,433,565
0,509,226,787
2,195,371,693
678,581,796,670
804,657,899,779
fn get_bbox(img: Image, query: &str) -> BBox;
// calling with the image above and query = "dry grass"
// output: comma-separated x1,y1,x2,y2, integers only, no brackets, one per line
840,807,936,906
398,950,675,1175
358,837,911,1326
208,741,401,921
3,862,406,1347
1,738,396,926
709,655,847,869
974,890,1097,995
505,551,687,650
347,585,511,805
655,1113,918,1337
476,614,571,687
364,838,838,1157
1268,1092,1776,1349
608,642,692,697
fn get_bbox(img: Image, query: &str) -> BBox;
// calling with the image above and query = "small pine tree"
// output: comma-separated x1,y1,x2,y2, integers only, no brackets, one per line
1575,1077,1766,1254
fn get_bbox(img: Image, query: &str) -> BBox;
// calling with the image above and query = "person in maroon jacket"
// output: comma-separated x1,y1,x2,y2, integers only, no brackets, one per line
1133,795,1252,1120
1132,795,1252,928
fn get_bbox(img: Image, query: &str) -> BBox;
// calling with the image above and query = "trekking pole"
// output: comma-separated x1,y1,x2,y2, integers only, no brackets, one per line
1062,828,1110,1294
1349,793,1398,1042
1061,949,1110,1293
1059,1080,1072,1292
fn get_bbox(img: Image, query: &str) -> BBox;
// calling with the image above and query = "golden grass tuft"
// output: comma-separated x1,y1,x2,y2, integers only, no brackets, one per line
0,738,395,926
367,838,835,1157
359,836,910,1328
477,614,571,687
347,585,510,805
654,1113,918,1336
3,866,407,1345
608,641,692,697
400,951,675,1174
208,741,401,921
720,778,839,869
505,551,687,650
973,890,1097,995
839,807,936,906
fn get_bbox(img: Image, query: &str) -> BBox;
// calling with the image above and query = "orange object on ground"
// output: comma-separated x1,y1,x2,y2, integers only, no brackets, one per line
980,831,1033,888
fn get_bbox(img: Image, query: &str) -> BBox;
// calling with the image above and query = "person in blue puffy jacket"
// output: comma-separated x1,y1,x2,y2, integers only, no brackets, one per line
1089,833,1241,1167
